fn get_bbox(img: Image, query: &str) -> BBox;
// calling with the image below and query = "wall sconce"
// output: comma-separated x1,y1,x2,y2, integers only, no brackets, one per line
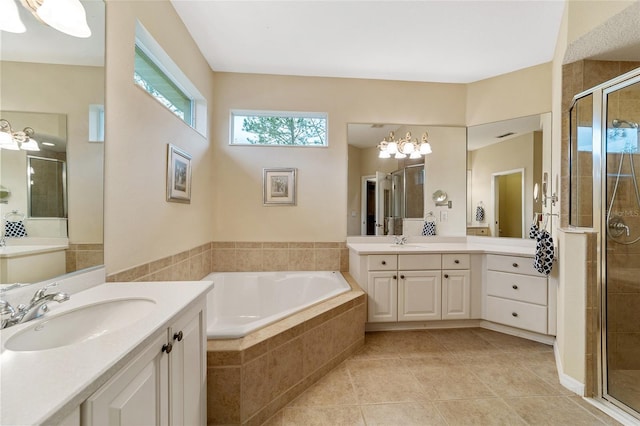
0,0,91,38
378,131,432,159
0,119,40,151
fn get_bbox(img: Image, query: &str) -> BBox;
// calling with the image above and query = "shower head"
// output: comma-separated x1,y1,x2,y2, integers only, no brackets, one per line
612,119,639,129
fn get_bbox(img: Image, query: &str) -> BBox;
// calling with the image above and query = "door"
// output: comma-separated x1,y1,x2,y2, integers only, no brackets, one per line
375,171,389,235
493,169,524,238
367,272,397,322
398,270,441,321
83,333,169,426
442,270,471,320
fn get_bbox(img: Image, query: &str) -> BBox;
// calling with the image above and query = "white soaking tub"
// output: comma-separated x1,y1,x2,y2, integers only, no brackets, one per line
203,271,351,338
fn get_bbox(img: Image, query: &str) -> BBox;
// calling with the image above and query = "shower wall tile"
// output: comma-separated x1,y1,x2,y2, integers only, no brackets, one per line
65,243,104,274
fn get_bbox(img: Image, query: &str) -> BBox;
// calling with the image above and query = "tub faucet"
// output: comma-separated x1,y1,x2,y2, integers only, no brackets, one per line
394,235,408,245
0,282,70,329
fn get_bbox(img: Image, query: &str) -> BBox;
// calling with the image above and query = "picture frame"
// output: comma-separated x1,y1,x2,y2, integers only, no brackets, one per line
263,168,297,206
166,144,192,203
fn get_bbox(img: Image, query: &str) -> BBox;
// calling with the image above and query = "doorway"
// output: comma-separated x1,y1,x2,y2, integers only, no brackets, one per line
492,169,524,238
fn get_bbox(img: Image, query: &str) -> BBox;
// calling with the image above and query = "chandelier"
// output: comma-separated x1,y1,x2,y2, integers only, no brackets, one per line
0,119,40,151
378,131,432,159
0,0,91,38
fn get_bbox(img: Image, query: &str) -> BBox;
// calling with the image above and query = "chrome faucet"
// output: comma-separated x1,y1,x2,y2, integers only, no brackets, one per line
0,282,69,329
393,235,408,245
0,235,5,247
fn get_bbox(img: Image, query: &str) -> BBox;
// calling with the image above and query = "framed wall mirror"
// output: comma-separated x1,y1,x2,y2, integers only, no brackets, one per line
467,113,552,238
0,0,105,288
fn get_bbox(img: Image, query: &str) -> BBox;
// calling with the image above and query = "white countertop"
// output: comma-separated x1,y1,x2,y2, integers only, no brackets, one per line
0,244,68,259
347,236,537,257
0,280,214,425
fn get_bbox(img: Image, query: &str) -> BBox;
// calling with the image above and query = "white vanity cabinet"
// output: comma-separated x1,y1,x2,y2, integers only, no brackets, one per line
366,253,471,323
82,301,206,426
484,254,551,335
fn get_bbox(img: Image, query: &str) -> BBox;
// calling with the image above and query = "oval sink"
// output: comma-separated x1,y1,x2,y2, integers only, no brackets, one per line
5,298,156,352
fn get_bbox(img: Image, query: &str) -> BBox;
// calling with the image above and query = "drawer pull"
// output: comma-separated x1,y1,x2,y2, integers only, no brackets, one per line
382,260,386,265
162,343,173,354
393,275,397,280
512,284,518,290
444,274,449,279
400,274,405,279
512,312,518,317
512,263,519,268
174,331,183,342
454,259,460,264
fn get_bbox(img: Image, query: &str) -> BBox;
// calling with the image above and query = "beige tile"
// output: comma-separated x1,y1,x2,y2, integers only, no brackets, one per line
505,396,607,425
236,249,263,272
472,363,562,398
435,398,526,425
349,365,424,404
289,249,315,271
282,406,364,426
263,249,289,271
410,364,496,400
472,328,553,352
567,396,624,426
360,402,446,426
211,248,236,271
428,328,497,353
268,337,304,399
314,248,340,271
207,366,241,425
242,353,271,419
303,322,335,376
290,364,358,407
262,410,283,426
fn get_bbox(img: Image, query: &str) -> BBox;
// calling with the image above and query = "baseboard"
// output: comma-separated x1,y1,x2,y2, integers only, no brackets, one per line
366,319,482,332
553,340,585,396
479,320,556,345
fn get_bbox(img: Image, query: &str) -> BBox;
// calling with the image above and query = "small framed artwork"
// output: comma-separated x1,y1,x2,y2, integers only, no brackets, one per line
167,144,192,203
263,168,297,206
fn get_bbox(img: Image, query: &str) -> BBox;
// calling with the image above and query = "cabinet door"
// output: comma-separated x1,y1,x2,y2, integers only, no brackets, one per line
398,270,441,321
83,333,169,426
367,272,398,322
170,304,206,426
442,270,471,320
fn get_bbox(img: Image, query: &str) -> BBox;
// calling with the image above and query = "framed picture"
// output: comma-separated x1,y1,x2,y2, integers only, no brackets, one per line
167,144,192,203
263,168,297,206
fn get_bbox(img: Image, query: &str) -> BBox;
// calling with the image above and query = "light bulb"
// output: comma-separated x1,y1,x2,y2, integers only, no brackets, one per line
395,151,406,159
20,139,40,151
409,150,421,159
387,141,398,154
419,142,432,154
37,0,92,38
378,150,391,159
400,141,414,154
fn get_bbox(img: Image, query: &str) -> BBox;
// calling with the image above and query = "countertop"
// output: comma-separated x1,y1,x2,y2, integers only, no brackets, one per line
347,236,537,257
0,280,214,425
0,244,68,258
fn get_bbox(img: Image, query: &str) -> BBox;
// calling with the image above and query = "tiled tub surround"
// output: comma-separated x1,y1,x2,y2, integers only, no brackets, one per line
206,274,366,426
106,241,349,282
66,243,104,273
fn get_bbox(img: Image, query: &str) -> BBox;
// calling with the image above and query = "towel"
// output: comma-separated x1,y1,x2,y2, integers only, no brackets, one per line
533,230,554,275
422,220,436,236
4,220,27,238
528,222,539,239
475,205,485,222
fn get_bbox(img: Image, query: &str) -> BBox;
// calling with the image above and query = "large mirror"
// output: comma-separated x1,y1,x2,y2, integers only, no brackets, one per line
0,0,105,287
347,123,467,237
467,113,551,238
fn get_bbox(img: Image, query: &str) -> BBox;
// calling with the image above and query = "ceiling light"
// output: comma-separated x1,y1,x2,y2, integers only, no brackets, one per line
377,131,432,159
0,0,26,33
42,142,55,146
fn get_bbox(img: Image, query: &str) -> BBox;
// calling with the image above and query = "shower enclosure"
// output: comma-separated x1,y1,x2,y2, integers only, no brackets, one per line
570,67,640,419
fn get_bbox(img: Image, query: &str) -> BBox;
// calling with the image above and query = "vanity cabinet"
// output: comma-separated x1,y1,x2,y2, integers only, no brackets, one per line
484,254,550,334
82,301,206,426
367,253,470,323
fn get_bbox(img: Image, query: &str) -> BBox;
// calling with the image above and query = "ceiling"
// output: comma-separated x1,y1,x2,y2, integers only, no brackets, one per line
171,0,566,84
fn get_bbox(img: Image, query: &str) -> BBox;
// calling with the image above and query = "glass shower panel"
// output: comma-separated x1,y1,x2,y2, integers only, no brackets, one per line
405,164,424,218
569,94,594,227
605,78,640,414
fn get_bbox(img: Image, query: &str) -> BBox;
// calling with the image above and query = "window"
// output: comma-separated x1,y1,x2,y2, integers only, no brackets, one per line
134,21,207,136
231,110,328,146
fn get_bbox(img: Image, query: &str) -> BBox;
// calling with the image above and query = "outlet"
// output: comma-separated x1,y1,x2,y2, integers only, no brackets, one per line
440,211,448,222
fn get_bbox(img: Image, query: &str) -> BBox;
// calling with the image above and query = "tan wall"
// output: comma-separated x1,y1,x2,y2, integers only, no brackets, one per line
466,62,552,126
567,0,636,44
211,73,466,242
0,62,104,243
104,0,214,275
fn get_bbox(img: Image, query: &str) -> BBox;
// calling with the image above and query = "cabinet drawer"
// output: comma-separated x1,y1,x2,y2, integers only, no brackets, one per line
485,296,547,334
442,254,470,270
487,271,547,305
398,254,441,270
368,255,397,271
486,254,541,276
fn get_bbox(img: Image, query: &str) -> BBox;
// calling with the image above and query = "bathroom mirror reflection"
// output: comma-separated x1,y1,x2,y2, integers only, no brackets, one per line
0,0,105,287
347,124,427,236
467,113,551,238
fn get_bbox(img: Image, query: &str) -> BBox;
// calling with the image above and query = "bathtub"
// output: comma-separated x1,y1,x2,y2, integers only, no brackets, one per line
204,271,351,338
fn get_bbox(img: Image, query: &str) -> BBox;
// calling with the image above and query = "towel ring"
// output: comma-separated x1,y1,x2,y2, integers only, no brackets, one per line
4,210,26,222
424,211,437,223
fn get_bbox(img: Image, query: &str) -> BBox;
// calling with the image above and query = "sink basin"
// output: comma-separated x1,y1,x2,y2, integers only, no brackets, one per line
4,298,156,352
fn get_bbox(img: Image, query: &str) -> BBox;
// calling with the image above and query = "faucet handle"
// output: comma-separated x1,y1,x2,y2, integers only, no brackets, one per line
33,282,59,301
0,299,16,316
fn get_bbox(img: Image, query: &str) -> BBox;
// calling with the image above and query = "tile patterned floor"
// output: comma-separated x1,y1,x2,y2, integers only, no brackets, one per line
263,328,622,425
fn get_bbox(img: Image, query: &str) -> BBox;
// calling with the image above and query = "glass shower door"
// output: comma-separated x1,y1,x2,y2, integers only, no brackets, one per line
604,77,640,415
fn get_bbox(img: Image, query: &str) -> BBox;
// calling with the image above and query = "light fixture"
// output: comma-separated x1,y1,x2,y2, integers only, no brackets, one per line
1,0,91,38
0,119,40,151
378,131,432,159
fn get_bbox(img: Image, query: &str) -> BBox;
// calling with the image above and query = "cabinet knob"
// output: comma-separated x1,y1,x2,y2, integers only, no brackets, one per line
512,312,518,317
512,263,519,268
512,284,518,290
400,274,405,279
444,274,449,278
162,343,173,354
381,260,386,265
174,331,183,342
393,275,397,280
454,259,460,264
